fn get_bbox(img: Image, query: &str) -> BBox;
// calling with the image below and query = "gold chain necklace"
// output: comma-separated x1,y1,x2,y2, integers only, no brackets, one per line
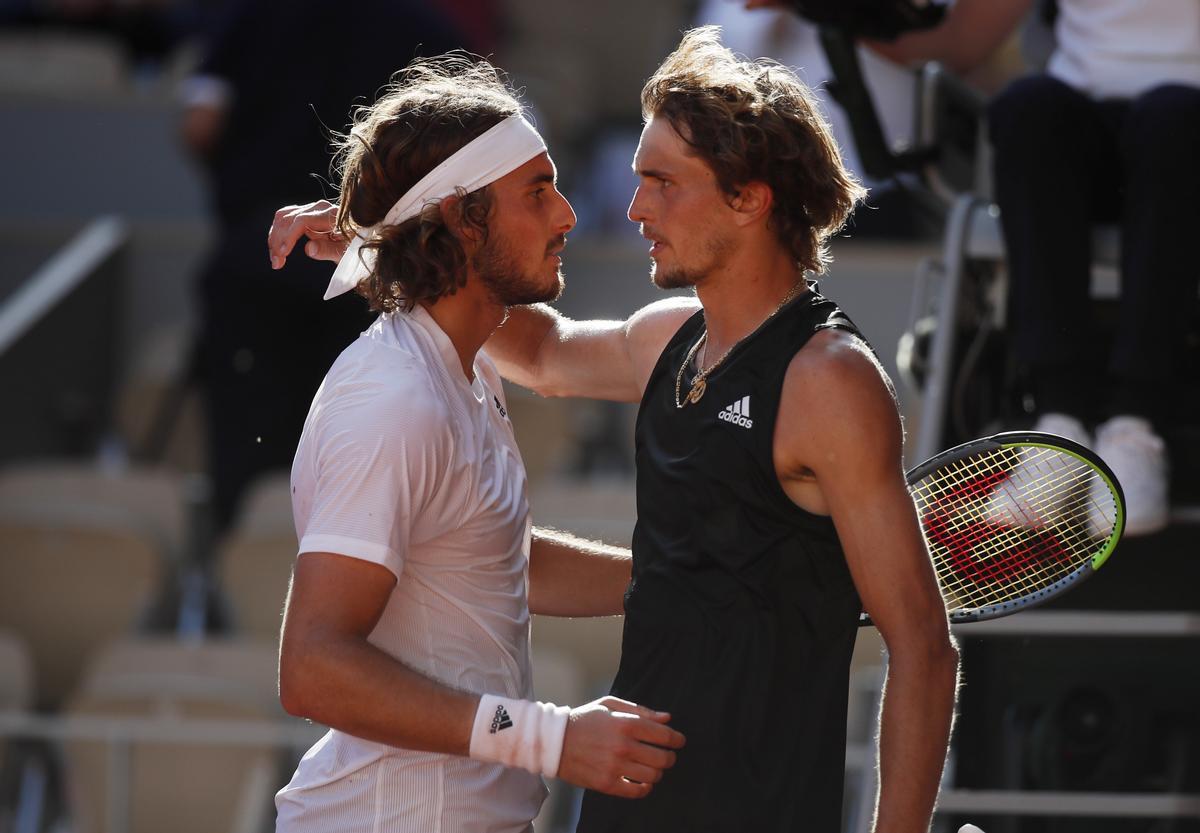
674,282,804,408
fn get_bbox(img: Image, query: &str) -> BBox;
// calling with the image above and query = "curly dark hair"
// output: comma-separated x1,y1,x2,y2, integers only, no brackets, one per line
332,55,522,312
641,26,865,274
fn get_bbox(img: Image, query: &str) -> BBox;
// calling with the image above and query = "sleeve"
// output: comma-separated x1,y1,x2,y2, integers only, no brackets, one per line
297,384,451,579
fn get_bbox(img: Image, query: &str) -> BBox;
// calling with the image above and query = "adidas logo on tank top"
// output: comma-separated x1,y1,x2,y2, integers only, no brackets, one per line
718,395,753,428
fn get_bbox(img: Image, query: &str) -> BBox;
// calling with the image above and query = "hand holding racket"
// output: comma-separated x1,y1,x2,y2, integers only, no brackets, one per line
862,431,1125,626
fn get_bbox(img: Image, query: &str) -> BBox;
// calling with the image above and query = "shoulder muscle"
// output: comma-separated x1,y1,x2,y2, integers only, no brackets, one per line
778,329,904,477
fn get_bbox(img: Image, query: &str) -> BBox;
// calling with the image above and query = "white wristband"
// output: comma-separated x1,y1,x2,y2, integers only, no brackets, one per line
468,694,571,778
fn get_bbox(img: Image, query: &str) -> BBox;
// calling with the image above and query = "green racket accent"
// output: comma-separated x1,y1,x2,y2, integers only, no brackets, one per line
861,431,1126,626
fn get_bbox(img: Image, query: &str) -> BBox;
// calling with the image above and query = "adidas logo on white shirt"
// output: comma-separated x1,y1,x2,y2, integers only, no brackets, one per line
718,395,753,428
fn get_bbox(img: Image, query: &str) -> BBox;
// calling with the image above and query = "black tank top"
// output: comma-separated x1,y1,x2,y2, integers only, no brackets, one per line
578,287,864,833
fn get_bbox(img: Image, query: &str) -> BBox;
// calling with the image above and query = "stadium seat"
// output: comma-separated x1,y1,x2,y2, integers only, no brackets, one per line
215,474,297,642
0,629,33,714
114,324,206,471
0,493,170,709
0,629,47,833
61,636,298,833
0,628,34,777
0,463,190,556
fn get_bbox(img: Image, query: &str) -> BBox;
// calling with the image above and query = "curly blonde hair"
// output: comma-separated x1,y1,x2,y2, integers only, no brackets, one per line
332,55,522,312
641,26,865,274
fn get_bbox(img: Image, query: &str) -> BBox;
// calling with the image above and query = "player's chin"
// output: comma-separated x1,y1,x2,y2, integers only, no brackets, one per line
520,273,563,305
544,272,564,302
651,264,695,291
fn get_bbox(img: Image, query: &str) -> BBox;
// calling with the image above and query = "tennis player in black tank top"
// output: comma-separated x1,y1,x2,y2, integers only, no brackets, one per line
492,30,958,830
486,30,958,832
575,289,870,831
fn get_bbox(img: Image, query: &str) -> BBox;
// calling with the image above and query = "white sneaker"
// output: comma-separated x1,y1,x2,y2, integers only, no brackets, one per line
983,413,1092,528
1033,412,1092,447
1094,415,1169,536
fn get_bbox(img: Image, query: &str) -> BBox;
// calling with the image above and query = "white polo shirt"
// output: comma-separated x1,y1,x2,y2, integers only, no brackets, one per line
276,305,542,833
1049,0,1200,99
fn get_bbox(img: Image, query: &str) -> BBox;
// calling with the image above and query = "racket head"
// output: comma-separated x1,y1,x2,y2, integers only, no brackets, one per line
861,431,1125,626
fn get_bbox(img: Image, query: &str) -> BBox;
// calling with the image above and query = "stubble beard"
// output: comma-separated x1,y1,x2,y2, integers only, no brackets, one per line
651,261,700,290
648,230,732,291
473,233,564,306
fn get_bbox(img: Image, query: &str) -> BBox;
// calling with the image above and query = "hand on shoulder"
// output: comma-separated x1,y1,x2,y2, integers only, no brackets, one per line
268,199,346,270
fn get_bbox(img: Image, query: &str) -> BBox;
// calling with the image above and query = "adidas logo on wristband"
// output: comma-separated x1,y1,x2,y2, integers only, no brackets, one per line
470,694,570,778
490,705,513,733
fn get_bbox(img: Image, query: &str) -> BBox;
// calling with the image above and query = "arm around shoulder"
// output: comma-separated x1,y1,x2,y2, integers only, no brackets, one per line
485,297,699,402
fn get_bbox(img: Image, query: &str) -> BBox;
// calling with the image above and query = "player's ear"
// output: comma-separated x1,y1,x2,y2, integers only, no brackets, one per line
728,181,773,227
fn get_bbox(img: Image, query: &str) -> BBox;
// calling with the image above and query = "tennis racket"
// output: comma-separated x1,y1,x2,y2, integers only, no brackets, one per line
861,431,1125,626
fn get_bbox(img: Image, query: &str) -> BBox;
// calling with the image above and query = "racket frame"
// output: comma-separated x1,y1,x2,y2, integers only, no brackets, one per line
860,431,1126,627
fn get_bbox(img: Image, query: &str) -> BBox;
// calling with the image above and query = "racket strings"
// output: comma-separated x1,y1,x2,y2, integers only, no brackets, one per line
924,457,1096,605
925,463,1110,607
911,445,1118,612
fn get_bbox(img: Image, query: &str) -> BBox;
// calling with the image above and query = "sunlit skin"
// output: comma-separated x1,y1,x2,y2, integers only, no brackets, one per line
628,116,738,290
627,115,810,373
469,151,576,306
266,73,957,833
426,151,577,380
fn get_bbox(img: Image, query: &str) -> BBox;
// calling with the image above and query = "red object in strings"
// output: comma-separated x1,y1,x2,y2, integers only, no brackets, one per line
921,468,1071,588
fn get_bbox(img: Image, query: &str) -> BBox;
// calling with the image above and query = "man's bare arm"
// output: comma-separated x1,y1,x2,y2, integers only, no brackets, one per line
279,552,684,796
778,334,959,833
528,528,631,617
486,299,699,402
265,198,697,401
865,0,1033,74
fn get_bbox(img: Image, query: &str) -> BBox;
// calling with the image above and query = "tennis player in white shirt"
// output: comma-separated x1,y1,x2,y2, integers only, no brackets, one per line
270,57,684,833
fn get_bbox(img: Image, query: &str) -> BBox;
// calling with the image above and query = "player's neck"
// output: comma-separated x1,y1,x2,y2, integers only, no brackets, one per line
421,281,507,382
694,241,805,359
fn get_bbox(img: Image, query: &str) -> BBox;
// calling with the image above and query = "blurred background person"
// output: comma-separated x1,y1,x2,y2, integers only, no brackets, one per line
699,0,934,240
179,0,471,533
866,0,1200,536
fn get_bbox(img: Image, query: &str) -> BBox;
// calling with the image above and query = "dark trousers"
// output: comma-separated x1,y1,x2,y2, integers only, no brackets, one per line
988,74,1200,423
197,211,373,532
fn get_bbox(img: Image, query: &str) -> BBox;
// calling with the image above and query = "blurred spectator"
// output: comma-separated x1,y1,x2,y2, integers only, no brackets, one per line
722,0,943,239
0,0,200,67
180,0,467,532
870,0,1200,535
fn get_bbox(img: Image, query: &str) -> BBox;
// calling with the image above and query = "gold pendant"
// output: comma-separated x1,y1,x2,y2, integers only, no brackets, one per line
687,378,706,404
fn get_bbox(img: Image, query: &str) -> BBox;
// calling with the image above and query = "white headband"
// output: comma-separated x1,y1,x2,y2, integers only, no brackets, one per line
324,114,547,300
